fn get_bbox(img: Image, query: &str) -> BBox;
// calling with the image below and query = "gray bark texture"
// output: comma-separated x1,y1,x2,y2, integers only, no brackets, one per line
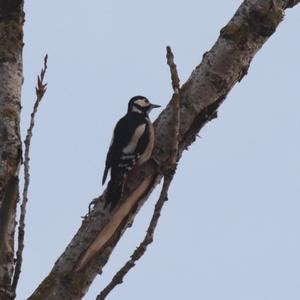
25,0,299,299
0,1,23,299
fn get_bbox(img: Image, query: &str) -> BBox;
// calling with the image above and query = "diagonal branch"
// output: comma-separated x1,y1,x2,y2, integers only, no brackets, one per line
11,55,48,295
96,173,173,300
96,46,181,300
28,1,300,299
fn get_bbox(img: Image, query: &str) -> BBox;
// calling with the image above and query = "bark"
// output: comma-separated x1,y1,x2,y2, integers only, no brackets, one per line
28,0,299,299
0,1,24,299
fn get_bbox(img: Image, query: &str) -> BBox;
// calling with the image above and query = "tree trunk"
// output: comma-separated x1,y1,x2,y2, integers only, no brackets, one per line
0,1,24,299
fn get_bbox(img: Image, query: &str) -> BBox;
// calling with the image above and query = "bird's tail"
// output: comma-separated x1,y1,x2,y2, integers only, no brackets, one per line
104,177,124,211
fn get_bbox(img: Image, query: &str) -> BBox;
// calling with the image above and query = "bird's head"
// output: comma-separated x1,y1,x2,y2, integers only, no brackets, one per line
128,96,160,115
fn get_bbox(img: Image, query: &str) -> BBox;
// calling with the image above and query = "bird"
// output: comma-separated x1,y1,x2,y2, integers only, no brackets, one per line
102,96,160,211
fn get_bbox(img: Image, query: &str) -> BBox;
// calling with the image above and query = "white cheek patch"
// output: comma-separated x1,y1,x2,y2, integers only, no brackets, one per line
135,99,150,108
132,106,142,113
123,124,146,154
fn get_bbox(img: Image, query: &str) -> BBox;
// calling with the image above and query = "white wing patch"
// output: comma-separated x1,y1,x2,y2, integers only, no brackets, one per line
137,119,154,165
132,106,142,114
123,124,146,154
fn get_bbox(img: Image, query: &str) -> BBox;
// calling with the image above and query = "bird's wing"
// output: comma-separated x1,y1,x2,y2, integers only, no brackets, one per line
102,113,146,185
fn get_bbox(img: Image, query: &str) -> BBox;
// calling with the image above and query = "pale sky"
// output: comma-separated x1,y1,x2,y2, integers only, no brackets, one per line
19,1,300,299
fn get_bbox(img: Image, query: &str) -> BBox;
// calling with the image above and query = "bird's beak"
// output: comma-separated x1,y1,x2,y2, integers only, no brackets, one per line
150,103,161,109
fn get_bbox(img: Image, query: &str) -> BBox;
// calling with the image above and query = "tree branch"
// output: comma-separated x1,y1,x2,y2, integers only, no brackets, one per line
28,1,300,299
166,46,180,95
96,175,173,300
11,55,48,297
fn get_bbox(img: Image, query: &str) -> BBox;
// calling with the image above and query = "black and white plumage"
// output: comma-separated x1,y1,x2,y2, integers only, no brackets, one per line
102,96,160,211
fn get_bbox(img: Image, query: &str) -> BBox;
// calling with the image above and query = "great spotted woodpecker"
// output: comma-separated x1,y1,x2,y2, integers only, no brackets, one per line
102,96,160,211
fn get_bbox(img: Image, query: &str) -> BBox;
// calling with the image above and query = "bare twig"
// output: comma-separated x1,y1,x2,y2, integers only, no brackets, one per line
96,46,181,300
11,55,48,294
166,45,180,95
166,46,181,164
